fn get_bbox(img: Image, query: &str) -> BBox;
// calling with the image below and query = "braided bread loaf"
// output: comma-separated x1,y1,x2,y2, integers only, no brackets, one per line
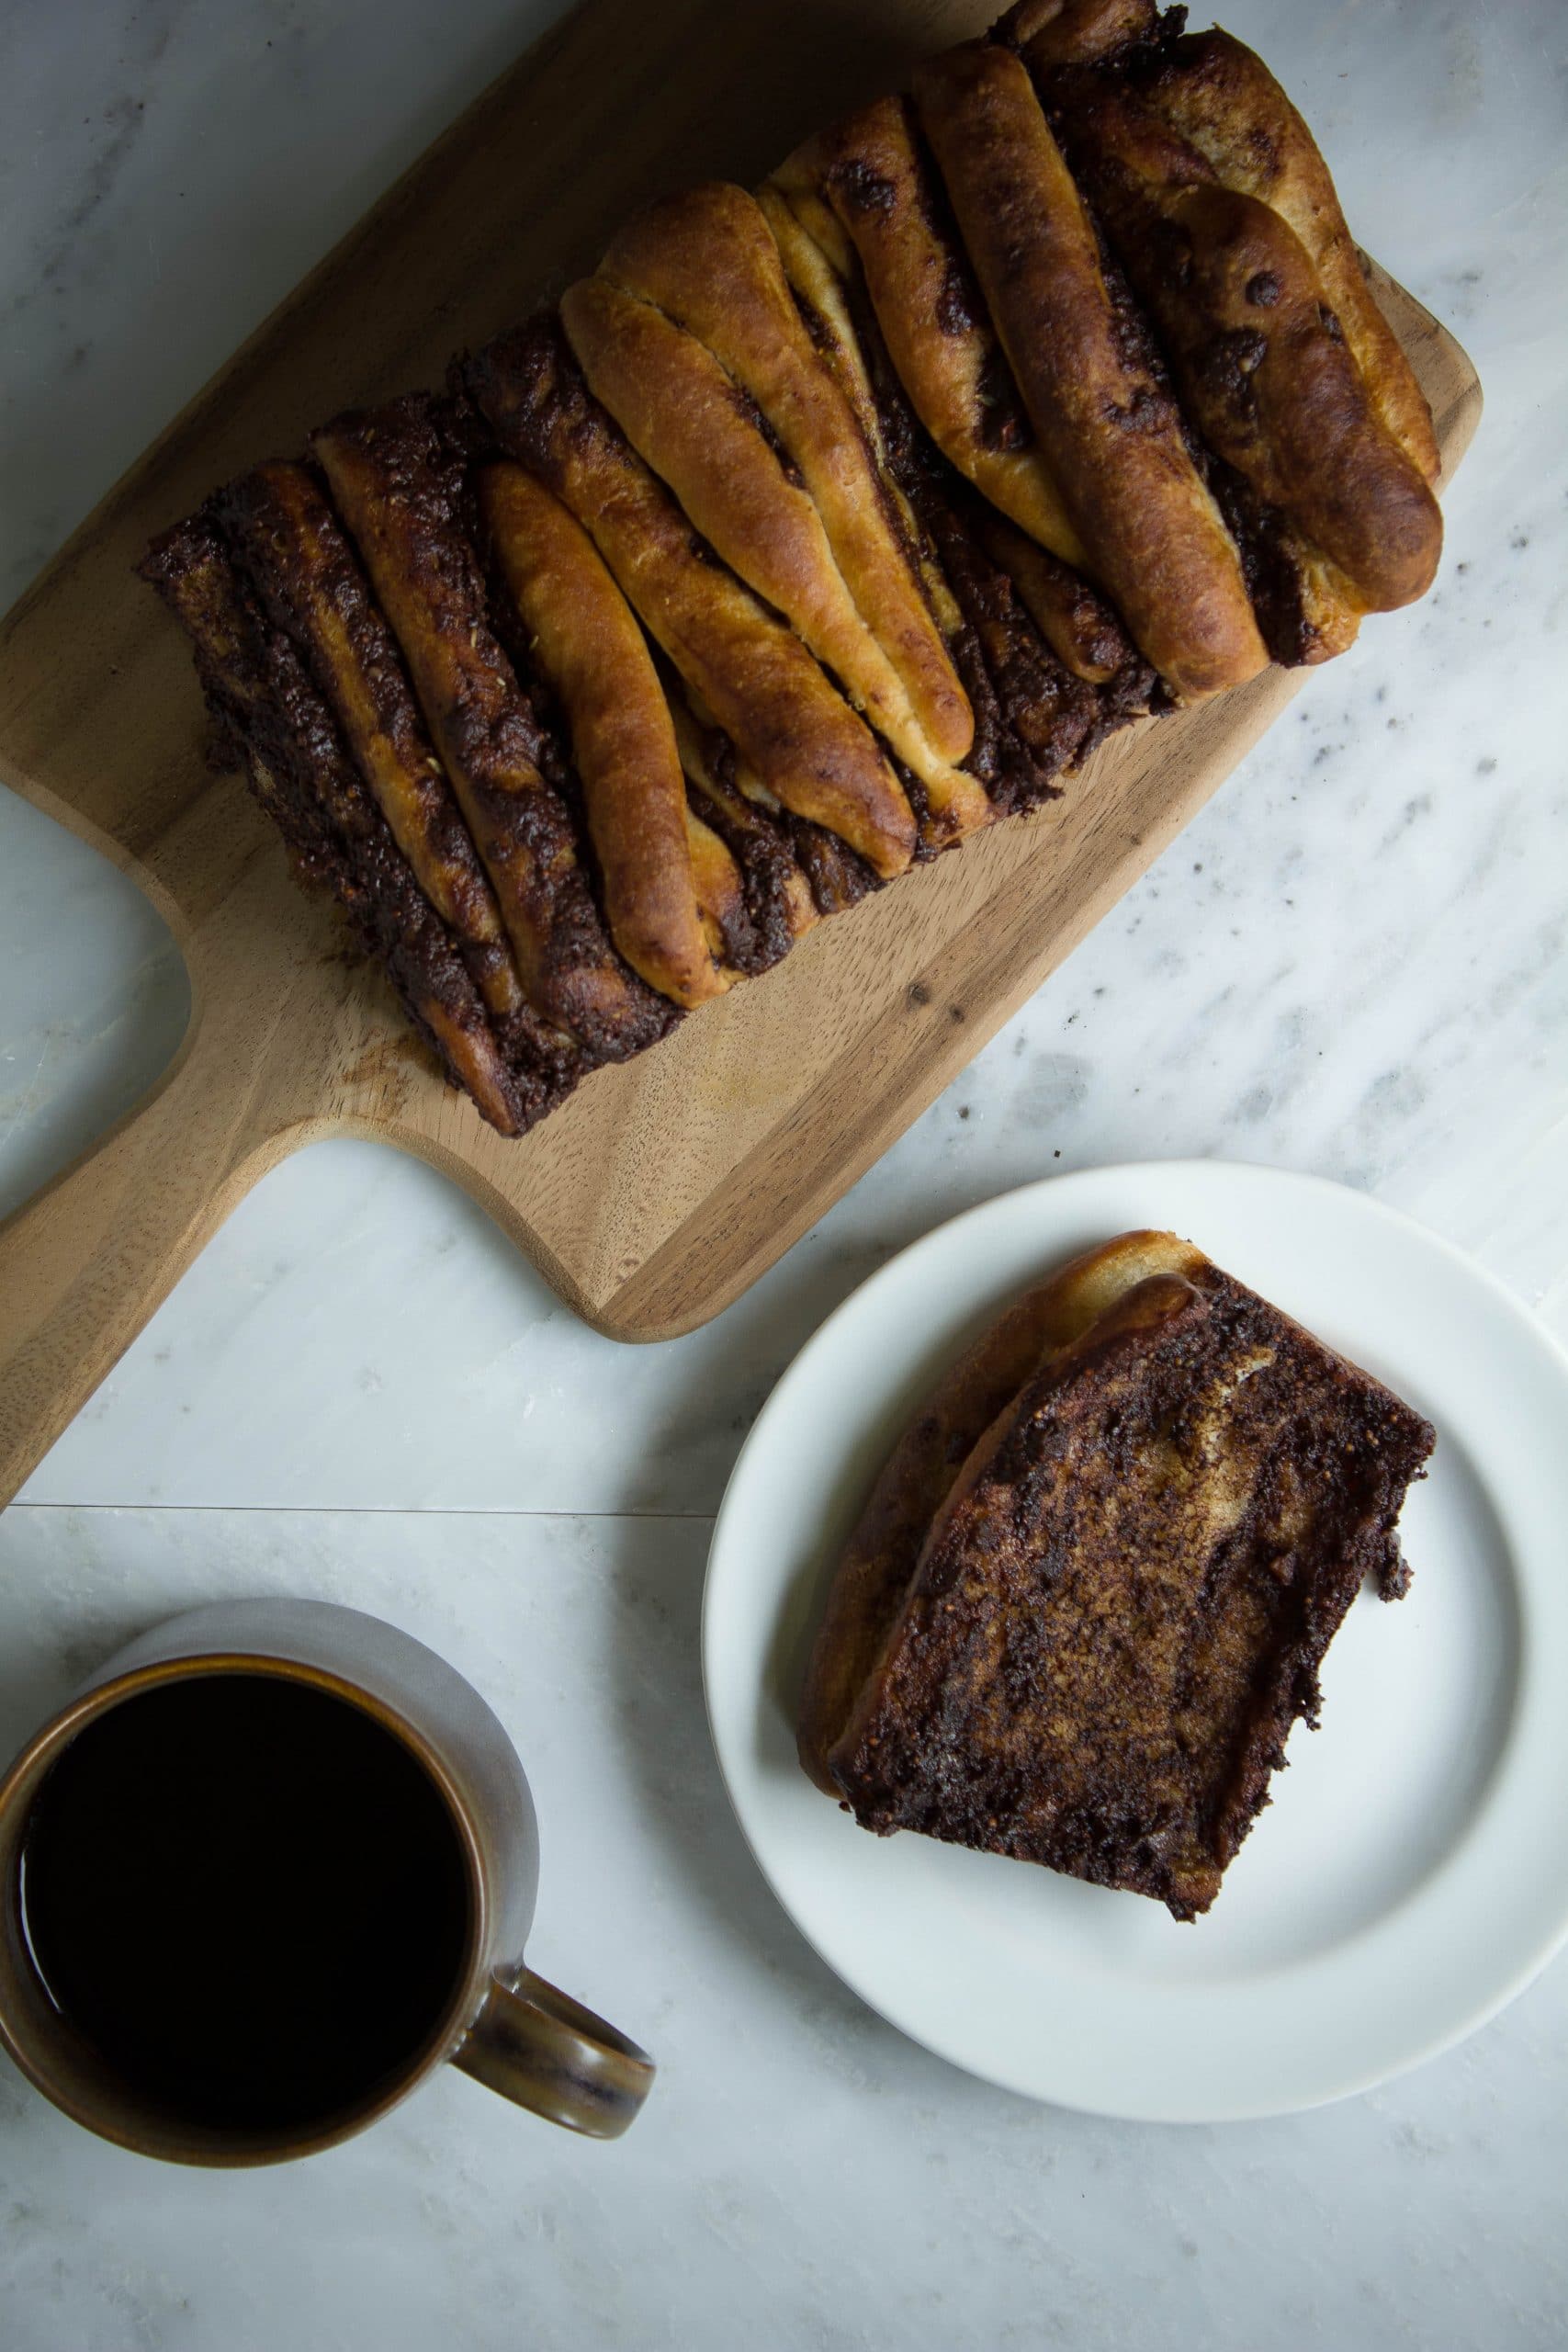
141,3,1441,1135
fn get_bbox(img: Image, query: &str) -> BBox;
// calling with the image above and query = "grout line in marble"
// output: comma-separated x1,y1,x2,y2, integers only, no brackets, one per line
5,1501,719,1521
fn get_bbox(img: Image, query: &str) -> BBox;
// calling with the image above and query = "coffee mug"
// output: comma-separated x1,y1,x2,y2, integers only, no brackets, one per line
0,1599,653,2164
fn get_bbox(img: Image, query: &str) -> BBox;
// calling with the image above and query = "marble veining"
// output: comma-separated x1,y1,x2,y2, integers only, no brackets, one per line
1,1,1565,2345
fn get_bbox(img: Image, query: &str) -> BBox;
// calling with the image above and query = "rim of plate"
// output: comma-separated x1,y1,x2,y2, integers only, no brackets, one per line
701,1159,1568,2121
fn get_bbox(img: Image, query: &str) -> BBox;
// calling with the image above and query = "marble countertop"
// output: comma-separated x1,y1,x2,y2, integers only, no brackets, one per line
2,2,1565,2345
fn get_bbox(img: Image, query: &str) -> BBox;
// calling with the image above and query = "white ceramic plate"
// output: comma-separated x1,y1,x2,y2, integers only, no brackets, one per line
703,1161,1568,2121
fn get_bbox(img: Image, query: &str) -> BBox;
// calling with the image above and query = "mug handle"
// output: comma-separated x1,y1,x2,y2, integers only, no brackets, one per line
453,1967,655,2139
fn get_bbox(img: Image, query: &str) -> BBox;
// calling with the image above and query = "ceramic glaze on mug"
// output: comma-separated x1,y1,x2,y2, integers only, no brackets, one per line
0,1600,653,2165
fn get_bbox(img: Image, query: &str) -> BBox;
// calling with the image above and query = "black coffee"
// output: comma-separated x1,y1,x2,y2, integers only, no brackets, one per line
21,1672,472,2132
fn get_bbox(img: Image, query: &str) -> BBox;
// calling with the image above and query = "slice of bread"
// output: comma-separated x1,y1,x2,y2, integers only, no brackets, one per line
800,1230,1434,1917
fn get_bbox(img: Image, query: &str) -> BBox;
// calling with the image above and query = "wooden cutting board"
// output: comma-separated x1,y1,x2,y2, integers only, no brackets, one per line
0,0,1480,1507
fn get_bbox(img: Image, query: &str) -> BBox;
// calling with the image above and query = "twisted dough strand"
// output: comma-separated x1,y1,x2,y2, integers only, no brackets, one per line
479,460,730,1010
599,182,977,789
218,459,527,1027
914,42,1268,703
465,318,917,880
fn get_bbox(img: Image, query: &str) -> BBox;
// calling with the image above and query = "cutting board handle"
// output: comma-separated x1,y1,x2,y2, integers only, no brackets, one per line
0,1015,277,1509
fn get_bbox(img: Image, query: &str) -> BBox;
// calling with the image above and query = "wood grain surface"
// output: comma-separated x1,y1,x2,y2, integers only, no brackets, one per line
0,0,1481,1507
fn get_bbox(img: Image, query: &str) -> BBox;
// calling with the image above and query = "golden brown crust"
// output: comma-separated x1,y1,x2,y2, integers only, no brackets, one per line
479,460,725,1011
763,194,1135,810
217,460,526,1029
776,100,1088,571
1050,73,1441,612
1030,1227,1212,1335
761,157,1131,790
559,274,987,845
913,44,1268,702
1000,0,1156,67
755,179,976,660
465,319,916,879
312,400,671,1059
1138,29,1441,485
753,182,884,450
599,182,977,791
